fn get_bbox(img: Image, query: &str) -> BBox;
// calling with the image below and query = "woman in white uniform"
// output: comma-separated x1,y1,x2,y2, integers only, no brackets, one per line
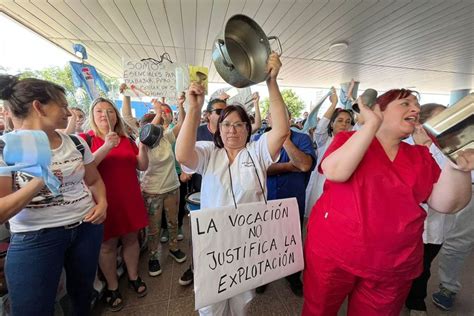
304,89,354,217
176,53,289,316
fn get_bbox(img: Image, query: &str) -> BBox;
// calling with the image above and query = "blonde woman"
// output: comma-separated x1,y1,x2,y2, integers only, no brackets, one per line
80,98,149,312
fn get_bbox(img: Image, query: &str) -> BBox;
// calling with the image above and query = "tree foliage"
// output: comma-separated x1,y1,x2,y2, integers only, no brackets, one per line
260,89,305,119
17,65,116,112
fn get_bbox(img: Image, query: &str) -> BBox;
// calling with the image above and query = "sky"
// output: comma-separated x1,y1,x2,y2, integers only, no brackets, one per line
0,14,78,71
0,13,450,115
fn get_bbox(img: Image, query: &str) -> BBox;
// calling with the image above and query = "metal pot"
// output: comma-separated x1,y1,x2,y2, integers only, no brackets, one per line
212,14,282,88
139,123,164,148
423,93,473,163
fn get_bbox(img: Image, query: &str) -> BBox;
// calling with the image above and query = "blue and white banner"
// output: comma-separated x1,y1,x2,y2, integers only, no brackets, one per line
0,130,60,195
69,61,109,100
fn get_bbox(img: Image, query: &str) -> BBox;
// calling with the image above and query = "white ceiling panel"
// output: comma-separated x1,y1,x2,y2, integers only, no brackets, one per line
195,0,213,50
64,0,115,43
0,0,472,94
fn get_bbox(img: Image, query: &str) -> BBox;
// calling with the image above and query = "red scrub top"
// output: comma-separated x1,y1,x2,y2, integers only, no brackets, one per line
81,131,148,241
306,131,441,281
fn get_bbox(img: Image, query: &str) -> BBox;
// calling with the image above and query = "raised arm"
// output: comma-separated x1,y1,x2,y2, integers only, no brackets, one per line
323,87,338,120
175,83,205,170
120,83,133,118
347,79,356,103
428,150,474,213
266,53,290,160
150,99,163,126
251,92,262,133
62,110,77,134
120,84,138,134
136,142,149,171
321,101,382,182
284,135,314,172
0,176,44,224
267,162,300,176
172,93,186,137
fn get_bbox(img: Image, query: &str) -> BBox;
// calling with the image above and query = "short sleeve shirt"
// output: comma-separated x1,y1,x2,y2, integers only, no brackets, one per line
0,132,96,232
196,124,214,142
182,134,277,209
307,131,441,280
141,130,180,194
255,130,316,214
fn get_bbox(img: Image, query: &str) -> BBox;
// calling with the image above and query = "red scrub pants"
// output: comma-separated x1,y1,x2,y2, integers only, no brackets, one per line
302,251,412,316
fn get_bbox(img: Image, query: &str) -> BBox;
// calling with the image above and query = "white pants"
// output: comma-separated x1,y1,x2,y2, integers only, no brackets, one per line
438,186,474,293
198,290,254,316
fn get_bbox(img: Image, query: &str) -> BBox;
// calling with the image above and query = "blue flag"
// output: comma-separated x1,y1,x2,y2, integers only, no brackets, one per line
69,61,109,100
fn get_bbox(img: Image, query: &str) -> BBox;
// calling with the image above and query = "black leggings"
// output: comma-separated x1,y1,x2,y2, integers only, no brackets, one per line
405,243,442,311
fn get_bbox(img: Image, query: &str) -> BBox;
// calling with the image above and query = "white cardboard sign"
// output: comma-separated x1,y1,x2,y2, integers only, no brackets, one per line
123,59,189,104
190,198,304,310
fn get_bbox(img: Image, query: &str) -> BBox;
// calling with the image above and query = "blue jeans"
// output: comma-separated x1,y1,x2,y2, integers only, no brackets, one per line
5,222,103,316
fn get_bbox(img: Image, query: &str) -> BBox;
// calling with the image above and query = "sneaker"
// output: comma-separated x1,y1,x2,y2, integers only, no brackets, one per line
179,267,193,286
160,229,169,243
169,249,187,263
148,259,162,277
409,310,427,316
432,286,456,311
177,227,184,241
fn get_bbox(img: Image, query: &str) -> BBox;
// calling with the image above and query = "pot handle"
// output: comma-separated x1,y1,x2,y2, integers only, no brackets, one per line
216,39,234,69
268,36,283,56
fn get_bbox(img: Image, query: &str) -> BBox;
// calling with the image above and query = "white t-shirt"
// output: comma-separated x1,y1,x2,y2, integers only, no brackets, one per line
141,129,180,194
182,134,276,209
0,132,96,233
305,117,332,217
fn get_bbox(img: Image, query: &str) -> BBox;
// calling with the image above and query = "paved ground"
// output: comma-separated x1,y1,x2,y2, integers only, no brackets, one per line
92,216,474,316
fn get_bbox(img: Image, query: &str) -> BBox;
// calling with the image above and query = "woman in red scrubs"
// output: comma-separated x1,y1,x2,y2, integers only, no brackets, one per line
303,89,474,316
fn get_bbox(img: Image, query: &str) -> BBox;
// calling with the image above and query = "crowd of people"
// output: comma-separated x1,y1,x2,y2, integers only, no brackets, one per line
0,53,473,316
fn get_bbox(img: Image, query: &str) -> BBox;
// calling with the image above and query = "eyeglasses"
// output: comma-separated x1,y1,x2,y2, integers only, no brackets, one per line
220,121,247,131
212,108,223,115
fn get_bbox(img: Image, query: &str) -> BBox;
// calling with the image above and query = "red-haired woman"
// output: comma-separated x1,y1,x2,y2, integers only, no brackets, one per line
303,89,474,315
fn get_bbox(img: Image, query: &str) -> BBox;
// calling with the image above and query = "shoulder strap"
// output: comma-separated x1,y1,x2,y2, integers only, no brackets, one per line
68,134,85,159
129,135,136,146
85,133,92,148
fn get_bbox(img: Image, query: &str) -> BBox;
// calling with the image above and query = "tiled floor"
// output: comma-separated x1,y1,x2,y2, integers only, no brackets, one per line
93,216,474,316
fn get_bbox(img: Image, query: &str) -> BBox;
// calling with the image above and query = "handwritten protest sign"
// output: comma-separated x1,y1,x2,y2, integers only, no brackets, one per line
123,59,189,104
190,198,304,310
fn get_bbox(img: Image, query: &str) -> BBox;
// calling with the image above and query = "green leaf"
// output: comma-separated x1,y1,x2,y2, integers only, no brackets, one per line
261,89,305,119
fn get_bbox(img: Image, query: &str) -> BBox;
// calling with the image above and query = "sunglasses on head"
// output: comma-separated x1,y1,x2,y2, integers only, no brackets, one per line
212,108,223,115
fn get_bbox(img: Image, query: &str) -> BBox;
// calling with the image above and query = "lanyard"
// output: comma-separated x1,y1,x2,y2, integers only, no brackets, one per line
227,148,267,209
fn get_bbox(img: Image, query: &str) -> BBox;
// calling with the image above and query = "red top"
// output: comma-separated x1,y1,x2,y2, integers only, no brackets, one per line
81,131,148,241
307,131,441,280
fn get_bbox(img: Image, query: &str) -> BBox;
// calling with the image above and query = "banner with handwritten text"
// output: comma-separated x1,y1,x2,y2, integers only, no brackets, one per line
123,59,189,104
190,198,304,310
